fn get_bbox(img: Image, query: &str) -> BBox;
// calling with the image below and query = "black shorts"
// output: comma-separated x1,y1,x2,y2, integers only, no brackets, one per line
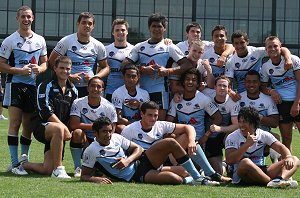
76,86,88,98
205,133,226,158
3,83,36,112
131,153,155,183
277,101,300,123
149,91,169,110
32,121,51,153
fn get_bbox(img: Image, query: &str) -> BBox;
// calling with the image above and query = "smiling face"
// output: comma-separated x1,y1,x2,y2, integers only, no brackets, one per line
187,27,201,42
183,73,199,93
54,62,71,81
113,24,128,43
265,38,282,59
87,78,104,98
17,8,34,31
233,36,249,57
238,117,255,136
212,29,227,48
188,43,204,62
245,74,260,97
94,124,113,146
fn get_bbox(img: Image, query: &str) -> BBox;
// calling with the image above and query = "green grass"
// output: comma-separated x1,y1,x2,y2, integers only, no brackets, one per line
0,109,299,198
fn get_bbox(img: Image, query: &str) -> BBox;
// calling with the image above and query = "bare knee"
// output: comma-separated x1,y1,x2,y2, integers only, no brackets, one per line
237,158,254,174
71,129,84,143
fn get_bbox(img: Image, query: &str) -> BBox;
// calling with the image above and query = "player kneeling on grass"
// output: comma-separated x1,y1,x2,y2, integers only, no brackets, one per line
80,116,219,185
225,107,300,188
19,56,78,178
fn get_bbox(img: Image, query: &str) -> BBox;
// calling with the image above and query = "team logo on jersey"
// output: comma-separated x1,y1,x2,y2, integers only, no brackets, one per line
189,117,198,124
100,112,105,117
25,40,32,44
140,46,145,51
83,60,91,66
185,51,189,55
209,57,215,63
91,49,95,54
158,47,164,51
194,104,200,109
275,66,280,70
242,59,247,63
259,103,265,109
17,42,23,48
38,93,45,98
177,104,183,110
57,42,64,50
138,133,143,139
240,102,245,107
35,43,41,48
82,108,88,114
0,44,8,55
221,106,226,113
235,63,241,68
109,51,115,57
82,153,89,163
250,101,255,105
81,46,87,50
250,57,257,62
269,69,274,74
72,46,77,51
186,102,192,106
99,149,106,156
133,113,140,120
150,45,156,48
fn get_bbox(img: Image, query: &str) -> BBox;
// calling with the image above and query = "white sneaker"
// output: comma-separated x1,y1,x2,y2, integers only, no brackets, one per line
11,165,28,175
51,166,71,179
19,154,29,164
0,114,8,121
74,167,82,178
192,177,220,186
267,178,290,188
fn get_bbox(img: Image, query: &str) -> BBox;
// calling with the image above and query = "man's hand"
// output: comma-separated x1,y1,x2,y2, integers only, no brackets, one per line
228,89,241,102
283,156,294,170
83,73,94,82
173,93,183,103
284,59,293,70
187,141,197,156
21,64,32,76
124,99,140,109
290,102,300,117
270,89,282,104
216,55,227,67
210,124,221,133
112,157,130,170
245,132,257,147
69,72,84,84
94,177,113,184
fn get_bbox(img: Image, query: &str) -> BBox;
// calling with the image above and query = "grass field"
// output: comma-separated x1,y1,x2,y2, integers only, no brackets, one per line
0,109,299,198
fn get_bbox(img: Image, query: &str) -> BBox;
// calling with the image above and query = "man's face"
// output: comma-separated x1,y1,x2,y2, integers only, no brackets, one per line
212,30,227,48
244,74,260,95
265,39,281,59
141,108,159,127
54,62,71,81
149,21,166,41
95,124,113,146
124,69,139,88
113,24,128,42
238,117,254,135
233,36,249,57
87,78,104,98
187,27,201,42
77,17,94,36
188,44,204,62
183,73,199,93
215,79,229,97
17,9,34,30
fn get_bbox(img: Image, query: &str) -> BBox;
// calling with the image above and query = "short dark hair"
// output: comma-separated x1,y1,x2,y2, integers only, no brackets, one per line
238,107,260,129
112,18,129,32
231,30,249,43
92,117,112,133
148,13,168,28
87,76,104,87
17,6,32,17
54,56,72,67
121,63,140,76
212,25,227,37
245,70,260,81
215,75,231,85
140,101,159,113
180,68,201,86
77,12,95,24
186,22,202,33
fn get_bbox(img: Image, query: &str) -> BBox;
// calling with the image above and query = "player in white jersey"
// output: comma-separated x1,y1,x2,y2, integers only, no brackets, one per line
225,30,292,95
112,64,149,130
122,101,229,183
49,12,109,97
105,19,134,101
260,36,300,151
0,6,47,175
225,107,299,188
202,76,239,174
81,117,219,185
69,76,117,177
123,13,194,120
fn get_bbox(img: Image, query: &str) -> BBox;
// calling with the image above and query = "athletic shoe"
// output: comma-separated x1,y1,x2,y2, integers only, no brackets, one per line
288,179,298,189
51,166,71,179
0,114,8,121
208,172,232,183
19,154,29,165
74,167,82,178
11,165,28,175
192,177,220,186
267,178,290,188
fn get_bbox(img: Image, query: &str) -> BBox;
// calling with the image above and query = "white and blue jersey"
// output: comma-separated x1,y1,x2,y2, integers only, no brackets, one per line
225,46,266,93
225,128,277,183
105,43,133,95
176,40,213,56
201,45,228,78
53,33,107,87
0,31,47,85
121,121,175,150
112,85,149,123
240,91,279,132
127,39,185,93
167,91,219,140
260,55,300,101
82,133,135,181
70,96,117,139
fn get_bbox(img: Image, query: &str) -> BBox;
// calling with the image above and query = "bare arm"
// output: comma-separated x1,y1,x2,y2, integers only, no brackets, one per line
48,50,60,70
0,57,31,75
96,59,110,79
260,82,282,104
80,166,113,184
168,57,194,75
217,44,235,67
260,114,279,128
210,116,239,134
69,115,93,131
116,108,131,125
172,124,196,155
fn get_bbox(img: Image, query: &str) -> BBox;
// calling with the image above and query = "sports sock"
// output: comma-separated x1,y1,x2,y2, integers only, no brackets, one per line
190,144,215,176
177,154,201,180
20,135,32,156
183,176,194,184
8,135,18,167
70,141,83,169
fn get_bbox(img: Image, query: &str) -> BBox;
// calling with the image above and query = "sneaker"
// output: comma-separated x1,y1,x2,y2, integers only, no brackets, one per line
267,178,290,188
288,179,298,189
0,114,8,121
11,165,28,175
19,154,29,165
51,166,71,179
192,177,220,186
208,172,232,183
74,167,82,178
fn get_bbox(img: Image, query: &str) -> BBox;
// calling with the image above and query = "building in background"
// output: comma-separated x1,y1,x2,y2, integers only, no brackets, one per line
1,0,300,54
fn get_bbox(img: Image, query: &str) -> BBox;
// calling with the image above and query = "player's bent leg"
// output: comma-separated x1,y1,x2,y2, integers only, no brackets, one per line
279,122,293,151
144,169,183,185
22,150,53,175
8,106,22,134
161,166,189,178
237,158,270,185
208,156,223,175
